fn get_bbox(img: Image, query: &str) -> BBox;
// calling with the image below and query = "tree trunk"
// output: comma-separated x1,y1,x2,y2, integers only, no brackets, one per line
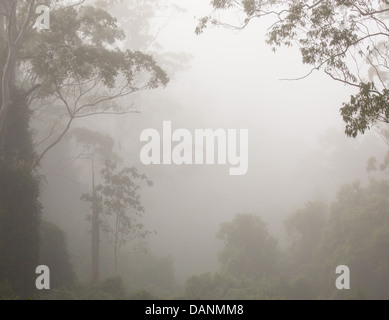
0,1,18,150
91,160,100,283
114,212,119,276
114,243,118,276
0,47,16,149
0,15,4,41
0,0,36,148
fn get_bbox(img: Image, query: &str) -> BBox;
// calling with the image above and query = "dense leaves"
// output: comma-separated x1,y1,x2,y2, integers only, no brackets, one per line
40,220,76,290
184,179,389,300
0,0,169,299
28,5,168,98
217,213,278,279
0,93,41,298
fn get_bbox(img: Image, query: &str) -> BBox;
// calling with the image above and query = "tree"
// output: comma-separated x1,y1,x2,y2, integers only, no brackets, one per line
0,0,39,145
96,0,190,77
0,0,167,297
83,160,153,276
71,127,120,283
284,201,327,269
197,0,389,137
315,179,389,299
30,4,168,167
0,91,41,298
217,213,278,280
40,220,76,290
0,1,169,167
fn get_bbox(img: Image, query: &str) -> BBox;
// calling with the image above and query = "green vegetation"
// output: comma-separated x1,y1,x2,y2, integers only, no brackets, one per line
1,0,389,301
0,92,41,299
198,1,389,137
184,179,389,300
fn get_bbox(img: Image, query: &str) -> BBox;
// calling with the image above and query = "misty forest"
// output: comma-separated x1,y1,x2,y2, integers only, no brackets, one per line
1,0,389,300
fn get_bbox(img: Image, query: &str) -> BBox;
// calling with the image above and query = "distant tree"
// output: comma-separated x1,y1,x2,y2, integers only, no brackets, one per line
316,179,389,299
83,160,153,276
96,0,191,77
197,0,389,138
217,213,278,280
71,127,121,284
284,201,327,268
0,0,167,296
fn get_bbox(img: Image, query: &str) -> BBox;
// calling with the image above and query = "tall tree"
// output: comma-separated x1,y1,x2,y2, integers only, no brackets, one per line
0,0,39,149
83,160,152,276
71,127,120,283
0,0,167,296
0,1,168,166
315,179,389,299
0,91,41,298
197,0,389,137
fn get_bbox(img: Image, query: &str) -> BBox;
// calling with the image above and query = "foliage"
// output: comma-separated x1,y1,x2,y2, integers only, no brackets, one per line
41,277,127,300
0,280,18,300
284,201,327,269
70,127,121,163
217,213,278,279
1,90,36,165
121,252,176,296
185,272,241,300
315,179,389,299
185,177,389,300
40,276,163,300
39,220,76,290
95,0,191,78
29,5,169,96
128,290,158,300
82,160,153,275
0,92,41,299
1,1,169,168
198,0,389,137
184,272,314,300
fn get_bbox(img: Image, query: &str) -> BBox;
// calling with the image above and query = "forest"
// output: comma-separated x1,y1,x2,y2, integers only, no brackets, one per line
1,0,389,300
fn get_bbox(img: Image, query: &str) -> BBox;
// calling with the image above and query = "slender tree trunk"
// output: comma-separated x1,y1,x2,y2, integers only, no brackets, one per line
0,13,5,154
114,211,120,276
91,158,100,283
114,242,118,276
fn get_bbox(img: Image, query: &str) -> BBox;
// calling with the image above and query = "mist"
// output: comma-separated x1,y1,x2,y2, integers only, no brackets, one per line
1,0,389,300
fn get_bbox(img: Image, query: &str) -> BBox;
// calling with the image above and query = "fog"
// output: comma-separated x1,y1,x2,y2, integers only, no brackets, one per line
2,0,389,300
41,0,385,282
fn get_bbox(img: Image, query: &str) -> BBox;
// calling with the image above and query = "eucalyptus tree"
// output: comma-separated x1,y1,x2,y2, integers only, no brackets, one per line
83,160,153,276
0,0,167,297
0,1,168,167
198,0,389,137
